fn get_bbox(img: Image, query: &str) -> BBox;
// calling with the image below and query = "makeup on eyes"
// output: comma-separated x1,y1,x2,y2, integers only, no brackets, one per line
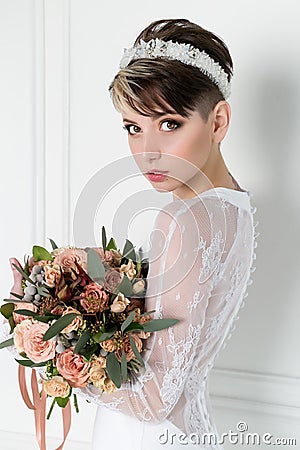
122,118,183,135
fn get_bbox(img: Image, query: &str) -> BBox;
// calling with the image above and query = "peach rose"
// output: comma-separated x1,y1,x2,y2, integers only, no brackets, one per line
61,307,84,333
120,259,136,280
53,248,87,273
92,355,106,368
43,376,71,398
89,366,106,388
23,321,56,363
100,338,117,353
132,279,146,295
44,263,61,287
116,333,143,362
80,282,109,313
56,348,91,388
13,302,37,324
102,378,117,394
13,318,33,353
110,293,130,313
95,248,122,266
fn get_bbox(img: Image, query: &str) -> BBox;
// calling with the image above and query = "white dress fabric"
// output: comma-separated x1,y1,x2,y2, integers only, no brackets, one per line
75,187,259,450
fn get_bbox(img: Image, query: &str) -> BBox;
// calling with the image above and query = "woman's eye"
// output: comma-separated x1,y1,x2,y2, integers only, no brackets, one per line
123,124,141,135
161,120,180,131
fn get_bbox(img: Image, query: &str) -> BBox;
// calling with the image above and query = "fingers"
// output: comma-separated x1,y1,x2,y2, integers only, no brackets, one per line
9,257,24,298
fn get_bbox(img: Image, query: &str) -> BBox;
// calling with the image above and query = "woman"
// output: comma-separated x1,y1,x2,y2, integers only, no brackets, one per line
9,18,258,450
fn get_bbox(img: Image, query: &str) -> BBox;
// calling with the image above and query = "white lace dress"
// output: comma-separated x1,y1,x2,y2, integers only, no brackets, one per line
75,187,259,450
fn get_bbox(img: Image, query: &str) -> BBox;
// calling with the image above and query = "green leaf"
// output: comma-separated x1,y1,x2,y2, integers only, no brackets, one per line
9,291,24,300
13,309,39,317
36,285,51,298
48,238,58,250
74,330,91,354
9,316,15,333
121,350,127,382
106,352,122,388
116,273,132,297
122,322,143,333
0,337,14,350
87,249,105,283
121,310,135,333
102,226,107,251
56,396,70,408
122,239,136,262
93,326,117,343
0,303,15,319
142,318,180,333
78,343,98,360
11,263,34,286
42,313,79,341
106,237,117,251
129,335,144,366
15,359,47,367
32,245,54,262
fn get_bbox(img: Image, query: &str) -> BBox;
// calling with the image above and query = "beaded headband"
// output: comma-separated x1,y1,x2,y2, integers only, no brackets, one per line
119,38,231,100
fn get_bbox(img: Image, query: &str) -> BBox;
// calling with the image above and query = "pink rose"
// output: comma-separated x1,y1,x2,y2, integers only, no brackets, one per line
61,307,84,333
80,282,109,313
56,348,91,388
13,318,33,353
23,321,56,363
103,269,123,294
13,302,37,324
116,333,143,362
53,248,87,273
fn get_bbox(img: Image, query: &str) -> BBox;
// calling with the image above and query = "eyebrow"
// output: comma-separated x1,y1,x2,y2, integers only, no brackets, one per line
122,112,179,124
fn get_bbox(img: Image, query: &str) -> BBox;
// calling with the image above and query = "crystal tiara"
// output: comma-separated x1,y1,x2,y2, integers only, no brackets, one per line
119,38,231,100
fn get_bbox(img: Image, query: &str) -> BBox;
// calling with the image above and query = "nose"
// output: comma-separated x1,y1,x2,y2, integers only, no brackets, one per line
141,134,161,162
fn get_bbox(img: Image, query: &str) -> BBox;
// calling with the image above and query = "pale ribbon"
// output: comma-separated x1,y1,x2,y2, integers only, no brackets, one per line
18,365,71,450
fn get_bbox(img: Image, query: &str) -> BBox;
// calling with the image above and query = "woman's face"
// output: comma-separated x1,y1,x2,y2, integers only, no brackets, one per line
121,105,218,200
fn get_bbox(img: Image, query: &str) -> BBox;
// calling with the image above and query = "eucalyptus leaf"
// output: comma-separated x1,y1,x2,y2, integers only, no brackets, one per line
9,292,24,300
74,330,91,354
129,335,144,366
93,326,117,343
106,352,122,388
48,238,58,250
42,313,79,341
32,245,53,262
102,226,107,251
116,273,132,297
0,337,14,350
121,310,135,333
121,350,127,382
11,263,34,285
87,249,105,283
122,239,136,262
15,359,47,367
122,322,143,333
142,318,180,333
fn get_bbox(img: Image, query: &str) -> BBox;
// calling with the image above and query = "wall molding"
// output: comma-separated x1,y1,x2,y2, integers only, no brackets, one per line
209,367,300,419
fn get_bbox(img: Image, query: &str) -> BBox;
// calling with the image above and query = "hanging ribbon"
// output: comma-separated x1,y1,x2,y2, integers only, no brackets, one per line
18,366,72,450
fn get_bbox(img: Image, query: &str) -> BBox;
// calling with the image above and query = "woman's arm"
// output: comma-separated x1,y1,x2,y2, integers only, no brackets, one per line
77,197,230,423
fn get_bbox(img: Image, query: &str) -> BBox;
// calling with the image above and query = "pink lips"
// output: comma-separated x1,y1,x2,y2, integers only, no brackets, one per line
146,171,169,182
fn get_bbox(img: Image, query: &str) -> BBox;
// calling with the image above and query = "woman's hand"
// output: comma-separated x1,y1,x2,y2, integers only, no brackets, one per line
9,257,24,300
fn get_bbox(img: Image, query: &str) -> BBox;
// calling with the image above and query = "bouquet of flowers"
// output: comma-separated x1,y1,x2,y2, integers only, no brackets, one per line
0,227,179,448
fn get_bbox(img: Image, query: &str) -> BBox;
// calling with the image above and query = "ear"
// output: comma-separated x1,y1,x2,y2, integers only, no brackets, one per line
211,101,231,144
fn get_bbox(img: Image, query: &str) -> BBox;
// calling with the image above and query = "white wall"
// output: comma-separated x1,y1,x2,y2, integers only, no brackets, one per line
0,0,299,448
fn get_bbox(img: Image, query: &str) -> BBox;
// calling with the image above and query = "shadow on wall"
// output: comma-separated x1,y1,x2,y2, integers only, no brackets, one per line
251,73,300,376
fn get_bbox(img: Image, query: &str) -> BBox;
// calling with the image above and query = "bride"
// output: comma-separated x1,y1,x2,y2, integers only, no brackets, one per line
9,17,258,450
80,18,257,450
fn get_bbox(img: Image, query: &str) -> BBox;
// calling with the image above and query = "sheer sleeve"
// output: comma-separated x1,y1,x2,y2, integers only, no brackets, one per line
76,196,230,423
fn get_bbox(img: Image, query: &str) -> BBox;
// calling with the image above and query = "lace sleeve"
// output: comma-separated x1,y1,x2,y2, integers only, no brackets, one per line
75,197,229,423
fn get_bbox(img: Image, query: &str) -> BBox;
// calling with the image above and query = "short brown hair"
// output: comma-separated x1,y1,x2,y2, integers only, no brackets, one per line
109,18,233,122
